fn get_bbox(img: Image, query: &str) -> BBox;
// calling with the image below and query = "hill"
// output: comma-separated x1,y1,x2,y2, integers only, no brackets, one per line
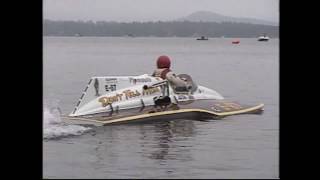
177,11,277,26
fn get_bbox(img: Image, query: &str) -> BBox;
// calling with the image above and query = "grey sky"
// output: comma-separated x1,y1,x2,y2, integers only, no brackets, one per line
43,0,279,22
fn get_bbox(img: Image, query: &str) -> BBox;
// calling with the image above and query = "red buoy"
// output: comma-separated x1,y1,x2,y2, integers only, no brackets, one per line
232,40,240,44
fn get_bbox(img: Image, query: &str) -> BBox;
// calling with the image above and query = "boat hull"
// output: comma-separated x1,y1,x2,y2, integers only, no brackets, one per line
62,99,264,126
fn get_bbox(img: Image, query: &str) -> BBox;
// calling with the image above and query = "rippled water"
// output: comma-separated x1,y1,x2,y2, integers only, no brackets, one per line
43,37,279,178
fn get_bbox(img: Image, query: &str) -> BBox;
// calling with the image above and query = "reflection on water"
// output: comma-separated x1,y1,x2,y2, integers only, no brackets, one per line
92,119,196,170
145,120,195,162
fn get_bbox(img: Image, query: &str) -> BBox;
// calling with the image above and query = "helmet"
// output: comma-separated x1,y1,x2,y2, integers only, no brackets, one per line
157,55,171,68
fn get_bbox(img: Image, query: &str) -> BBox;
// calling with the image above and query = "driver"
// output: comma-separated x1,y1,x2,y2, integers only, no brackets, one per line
152,55,189,91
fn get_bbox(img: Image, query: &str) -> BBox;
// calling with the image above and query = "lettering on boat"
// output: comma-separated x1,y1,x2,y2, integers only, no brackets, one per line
142,87,160,95
129,78,152,84
105,78,118,84
122,90,141,100
98,94,124,107
98,87,160,107
105,84,117,92
212,102,242,111
177,95,188,100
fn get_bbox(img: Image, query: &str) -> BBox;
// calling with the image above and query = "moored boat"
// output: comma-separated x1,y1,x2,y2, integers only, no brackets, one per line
258,34,269,41
196,36,209,40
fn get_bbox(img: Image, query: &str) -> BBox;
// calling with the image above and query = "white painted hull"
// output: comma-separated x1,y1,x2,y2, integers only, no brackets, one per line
69,74,224,117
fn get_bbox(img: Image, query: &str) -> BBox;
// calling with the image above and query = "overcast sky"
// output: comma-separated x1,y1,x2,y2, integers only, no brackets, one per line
43,0,279,22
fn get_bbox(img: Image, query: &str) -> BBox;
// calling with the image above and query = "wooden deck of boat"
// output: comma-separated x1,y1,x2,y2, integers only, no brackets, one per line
62,99,264,126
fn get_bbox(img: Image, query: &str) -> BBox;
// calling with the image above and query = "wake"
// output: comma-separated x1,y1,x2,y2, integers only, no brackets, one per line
43,105,91,140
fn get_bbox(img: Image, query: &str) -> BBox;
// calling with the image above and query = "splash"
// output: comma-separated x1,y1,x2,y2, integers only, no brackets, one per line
43,106,91,140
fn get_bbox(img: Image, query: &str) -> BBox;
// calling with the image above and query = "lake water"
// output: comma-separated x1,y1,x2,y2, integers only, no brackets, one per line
43,37,279,178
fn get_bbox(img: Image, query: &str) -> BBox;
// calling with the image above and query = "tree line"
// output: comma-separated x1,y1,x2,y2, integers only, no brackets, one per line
43,19,278,38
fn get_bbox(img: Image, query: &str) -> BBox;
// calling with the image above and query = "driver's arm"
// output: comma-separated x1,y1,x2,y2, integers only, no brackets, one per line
166,72,187,87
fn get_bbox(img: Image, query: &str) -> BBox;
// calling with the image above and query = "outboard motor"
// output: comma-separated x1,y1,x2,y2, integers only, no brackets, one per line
174,74,198,94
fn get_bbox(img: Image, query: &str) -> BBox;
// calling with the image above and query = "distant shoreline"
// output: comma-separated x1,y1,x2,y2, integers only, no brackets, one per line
44,20,278,38
43,36,278,38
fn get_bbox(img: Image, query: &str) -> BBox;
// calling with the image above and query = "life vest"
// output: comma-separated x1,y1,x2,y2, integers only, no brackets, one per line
152,68,171,80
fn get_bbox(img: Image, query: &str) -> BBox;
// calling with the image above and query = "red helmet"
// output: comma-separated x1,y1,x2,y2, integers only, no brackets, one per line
157,55,171,68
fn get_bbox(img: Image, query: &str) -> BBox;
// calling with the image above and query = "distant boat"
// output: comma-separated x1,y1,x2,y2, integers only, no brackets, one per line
74,33,82,37
196,36,209,40
232,40,240,44
258,34,269,41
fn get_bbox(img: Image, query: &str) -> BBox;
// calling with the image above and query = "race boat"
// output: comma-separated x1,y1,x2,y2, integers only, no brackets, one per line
62,74,264,126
